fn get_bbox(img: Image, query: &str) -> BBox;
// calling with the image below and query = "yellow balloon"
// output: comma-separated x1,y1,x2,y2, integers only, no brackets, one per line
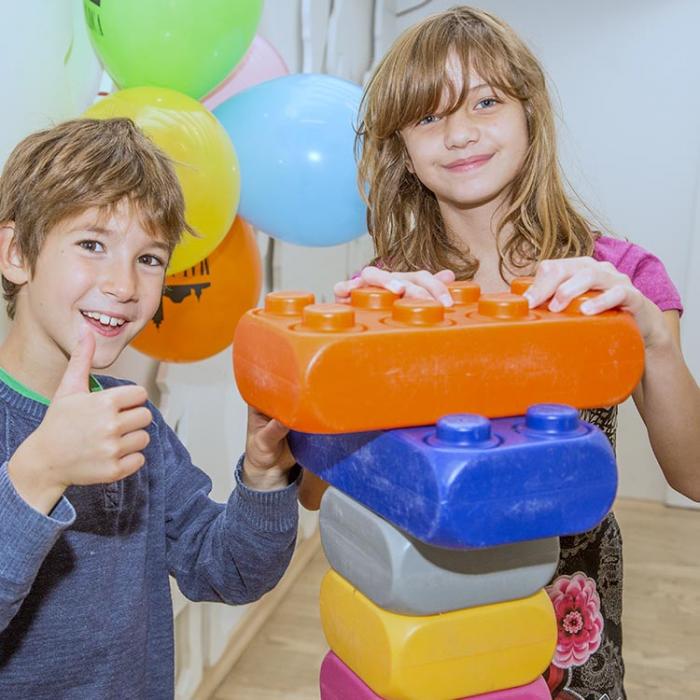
84,87,239,274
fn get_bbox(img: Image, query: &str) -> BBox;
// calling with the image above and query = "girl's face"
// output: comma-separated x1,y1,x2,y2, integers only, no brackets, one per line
400,57,529,214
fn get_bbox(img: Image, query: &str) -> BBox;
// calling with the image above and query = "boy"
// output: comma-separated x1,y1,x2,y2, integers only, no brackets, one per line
0,118,300,698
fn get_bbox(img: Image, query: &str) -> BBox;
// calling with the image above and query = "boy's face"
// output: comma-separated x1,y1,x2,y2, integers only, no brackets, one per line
20,202,169,369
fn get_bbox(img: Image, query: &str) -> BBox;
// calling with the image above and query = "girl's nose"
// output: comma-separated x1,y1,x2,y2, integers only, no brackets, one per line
444,112,479,149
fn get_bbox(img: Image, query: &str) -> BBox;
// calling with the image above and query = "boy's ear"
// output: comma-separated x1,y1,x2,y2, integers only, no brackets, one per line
0,223,29,286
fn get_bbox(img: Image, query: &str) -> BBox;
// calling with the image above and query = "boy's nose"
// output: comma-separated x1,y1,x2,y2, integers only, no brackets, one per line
101,264,138,302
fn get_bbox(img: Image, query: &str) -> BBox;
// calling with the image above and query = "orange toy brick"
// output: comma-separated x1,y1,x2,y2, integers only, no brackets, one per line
232,280,644,433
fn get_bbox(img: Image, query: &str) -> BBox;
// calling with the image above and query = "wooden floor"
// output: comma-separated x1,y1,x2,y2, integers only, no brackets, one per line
213,499,700,699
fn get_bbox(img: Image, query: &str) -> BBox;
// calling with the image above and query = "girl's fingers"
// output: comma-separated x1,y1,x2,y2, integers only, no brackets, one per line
407,270,453,306
333,277,362,299
335,267,457,307
358,266,406,294
434,269,457,284
549,268,598,312
357,266,390,286
580,285,638,315
526,257,616,310
402,282,433,300
523,260,572,308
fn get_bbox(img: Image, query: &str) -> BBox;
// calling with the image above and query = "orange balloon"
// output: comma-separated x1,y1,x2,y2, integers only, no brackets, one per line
132,217,262,363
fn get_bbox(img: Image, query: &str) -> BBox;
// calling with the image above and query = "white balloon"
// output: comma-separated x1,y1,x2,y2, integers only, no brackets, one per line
0,0,103,169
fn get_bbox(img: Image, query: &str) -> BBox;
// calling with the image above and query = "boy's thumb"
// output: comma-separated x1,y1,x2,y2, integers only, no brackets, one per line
55,329,96,398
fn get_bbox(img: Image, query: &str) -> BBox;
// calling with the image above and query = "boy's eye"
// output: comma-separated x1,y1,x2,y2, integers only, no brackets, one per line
138,254,165,268
78,239,104,252
418,114,440,126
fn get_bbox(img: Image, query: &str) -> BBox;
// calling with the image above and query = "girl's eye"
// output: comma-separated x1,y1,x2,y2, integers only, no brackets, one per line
418,114,440,126
138,254,165,268
78,240,104,252
476,97,499,110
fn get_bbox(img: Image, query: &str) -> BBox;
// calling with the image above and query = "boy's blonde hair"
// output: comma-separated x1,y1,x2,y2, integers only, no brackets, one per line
357,6,595,279
0,118,193,318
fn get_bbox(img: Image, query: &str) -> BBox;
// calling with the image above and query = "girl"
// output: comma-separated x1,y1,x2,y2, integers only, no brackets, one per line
333,6,700,700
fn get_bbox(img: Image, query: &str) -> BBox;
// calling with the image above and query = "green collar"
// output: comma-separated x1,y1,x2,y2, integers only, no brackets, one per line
0,366,103,405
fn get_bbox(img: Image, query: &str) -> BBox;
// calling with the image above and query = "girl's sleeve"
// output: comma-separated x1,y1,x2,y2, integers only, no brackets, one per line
594,237,684,314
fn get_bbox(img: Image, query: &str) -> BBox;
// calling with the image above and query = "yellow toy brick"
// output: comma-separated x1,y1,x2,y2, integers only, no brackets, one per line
320,569,557,700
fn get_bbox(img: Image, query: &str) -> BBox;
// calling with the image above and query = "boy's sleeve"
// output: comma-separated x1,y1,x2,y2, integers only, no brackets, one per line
159,414,300,605
0,463,75,632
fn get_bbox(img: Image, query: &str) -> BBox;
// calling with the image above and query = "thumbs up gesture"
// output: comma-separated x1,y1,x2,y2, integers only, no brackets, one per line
7,330,153,514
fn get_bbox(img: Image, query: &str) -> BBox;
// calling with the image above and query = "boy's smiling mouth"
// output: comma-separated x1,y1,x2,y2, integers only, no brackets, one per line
80,310,129,336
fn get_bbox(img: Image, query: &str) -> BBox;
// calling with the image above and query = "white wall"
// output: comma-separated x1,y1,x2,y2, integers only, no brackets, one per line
395,0,700,503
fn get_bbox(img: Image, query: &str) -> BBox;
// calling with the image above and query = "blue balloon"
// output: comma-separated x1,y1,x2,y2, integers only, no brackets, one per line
214,74,366,247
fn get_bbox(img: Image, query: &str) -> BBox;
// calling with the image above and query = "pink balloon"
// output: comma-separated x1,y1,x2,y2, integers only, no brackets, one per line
203,35,289,110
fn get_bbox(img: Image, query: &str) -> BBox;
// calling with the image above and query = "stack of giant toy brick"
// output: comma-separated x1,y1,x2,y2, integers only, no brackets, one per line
233,280,644,700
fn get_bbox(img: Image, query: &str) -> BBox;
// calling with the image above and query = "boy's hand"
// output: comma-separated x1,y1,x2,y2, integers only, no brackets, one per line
333,267,456,306
243,406,296,491
7,330,152,514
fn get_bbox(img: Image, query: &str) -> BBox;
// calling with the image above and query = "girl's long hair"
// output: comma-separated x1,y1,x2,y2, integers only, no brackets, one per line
357,6,595,279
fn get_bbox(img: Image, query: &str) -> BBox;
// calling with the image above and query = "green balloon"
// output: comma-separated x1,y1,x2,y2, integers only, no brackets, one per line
83,0,264,100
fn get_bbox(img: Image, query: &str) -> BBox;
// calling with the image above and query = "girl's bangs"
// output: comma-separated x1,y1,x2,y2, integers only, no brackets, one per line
391,37,523,131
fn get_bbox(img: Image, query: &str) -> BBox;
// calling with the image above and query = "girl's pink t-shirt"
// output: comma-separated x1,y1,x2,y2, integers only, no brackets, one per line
593,235,683,315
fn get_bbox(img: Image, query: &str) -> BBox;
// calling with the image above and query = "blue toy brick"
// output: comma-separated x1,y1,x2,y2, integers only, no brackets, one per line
289,404,617,548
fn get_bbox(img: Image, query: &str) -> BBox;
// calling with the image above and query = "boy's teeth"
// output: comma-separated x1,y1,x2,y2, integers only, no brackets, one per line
82,311,125,327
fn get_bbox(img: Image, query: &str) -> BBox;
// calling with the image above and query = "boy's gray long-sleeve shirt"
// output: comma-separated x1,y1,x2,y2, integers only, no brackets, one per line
0,375,299,699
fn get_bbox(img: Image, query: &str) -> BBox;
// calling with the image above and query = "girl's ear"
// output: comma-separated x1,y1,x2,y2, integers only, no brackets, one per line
397,134,415,174
0,223,29,286
402,148,415,174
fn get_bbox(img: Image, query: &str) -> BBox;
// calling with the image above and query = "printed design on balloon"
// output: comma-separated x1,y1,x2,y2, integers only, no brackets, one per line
84,1,102,35
131,217,261,363
154,259,212,329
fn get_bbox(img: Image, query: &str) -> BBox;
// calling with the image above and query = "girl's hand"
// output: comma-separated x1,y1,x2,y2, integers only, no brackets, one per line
524,257,671,349
333,266,456,306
